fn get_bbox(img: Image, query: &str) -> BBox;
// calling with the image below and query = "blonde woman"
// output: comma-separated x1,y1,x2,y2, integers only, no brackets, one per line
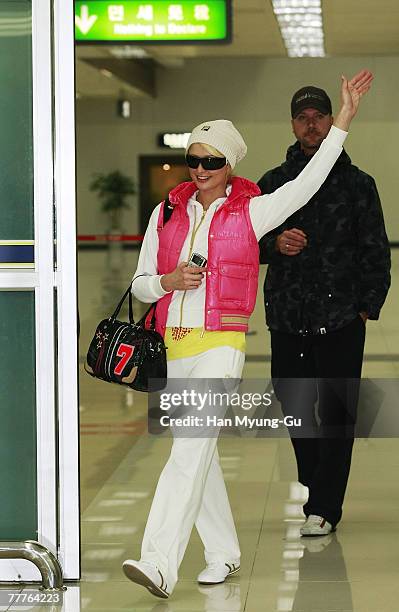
123,70,373,599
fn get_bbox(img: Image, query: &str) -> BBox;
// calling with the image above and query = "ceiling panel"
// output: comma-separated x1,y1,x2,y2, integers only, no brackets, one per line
76,1,399,97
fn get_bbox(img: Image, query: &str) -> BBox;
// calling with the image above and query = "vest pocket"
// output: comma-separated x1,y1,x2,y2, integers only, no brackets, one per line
218,261,252,309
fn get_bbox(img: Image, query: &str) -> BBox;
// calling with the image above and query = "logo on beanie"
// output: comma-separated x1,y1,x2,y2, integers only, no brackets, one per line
201,126,211,131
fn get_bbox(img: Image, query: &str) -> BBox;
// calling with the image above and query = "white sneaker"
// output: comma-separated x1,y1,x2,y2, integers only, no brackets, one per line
123,559,170,599
300,514,333,537
197,561,240,585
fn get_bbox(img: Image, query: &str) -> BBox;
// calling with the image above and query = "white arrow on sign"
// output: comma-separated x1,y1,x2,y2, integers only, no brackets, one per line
75,5,98,35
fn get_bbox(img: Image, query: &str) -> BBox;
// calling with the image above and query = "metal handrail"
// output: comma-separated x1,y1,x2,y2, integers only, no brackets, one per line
0,541,65,591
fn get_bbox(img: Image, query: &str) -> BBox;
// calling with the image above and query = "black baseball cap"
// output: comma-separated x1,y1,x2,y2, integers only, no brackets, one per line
291,86,332,118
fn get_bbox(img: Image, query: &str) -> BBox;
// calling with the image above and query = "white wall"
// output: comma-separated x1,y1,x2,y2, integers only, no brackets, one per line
76,55,399,240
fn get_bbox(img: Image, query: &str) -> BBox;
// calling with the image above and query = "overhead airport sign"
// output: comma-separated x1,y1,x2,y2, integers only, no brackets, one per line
75,1,232,44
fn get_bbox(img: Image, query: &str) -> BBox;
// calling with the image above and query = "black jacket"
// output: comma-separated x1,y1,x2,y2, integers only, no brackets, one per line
258,142,391,334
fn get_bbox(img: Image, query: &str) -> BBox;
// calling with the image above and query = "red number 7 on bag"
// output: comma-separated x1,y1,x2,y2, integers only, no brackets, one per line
114,343,135,376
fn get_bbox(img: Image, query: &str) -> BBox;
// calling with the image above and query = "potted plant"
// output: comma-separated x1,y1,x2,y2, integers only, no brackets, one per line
90,170,136,233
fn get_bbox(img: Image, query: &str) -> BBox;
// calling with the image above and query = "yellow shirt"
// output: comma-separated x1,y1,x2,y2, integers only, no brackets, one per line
165,327,246,361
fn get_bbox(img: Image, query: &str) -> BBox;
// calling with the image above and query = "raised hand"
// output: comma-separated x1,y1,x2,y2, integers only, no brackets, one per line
334,69,373,131
341,69,373,118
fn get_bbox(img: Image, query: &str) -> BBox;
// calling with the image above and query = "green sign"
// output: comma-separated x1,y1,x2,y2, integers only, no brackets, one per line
75,1,231,43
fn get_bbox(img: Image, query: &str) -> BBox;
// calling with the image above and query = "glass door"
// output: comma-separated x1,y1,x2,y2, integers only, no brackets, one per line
0,0,79,581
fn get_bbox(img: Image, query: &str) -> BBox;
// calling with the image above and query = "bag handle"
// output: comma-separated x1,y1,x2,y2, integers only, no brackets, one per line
137,303,157,329
111,284,134,323
114,201,172,326
111,283,157,329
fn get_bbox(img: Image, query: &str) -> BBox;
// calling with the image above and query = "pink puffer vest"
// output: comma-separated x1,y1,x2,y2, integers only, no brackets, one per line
154,176,261,337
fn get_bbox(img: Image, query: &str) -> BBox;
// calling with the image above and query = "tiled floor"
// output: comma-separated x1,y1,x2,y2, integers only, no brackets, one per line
4,249,397,611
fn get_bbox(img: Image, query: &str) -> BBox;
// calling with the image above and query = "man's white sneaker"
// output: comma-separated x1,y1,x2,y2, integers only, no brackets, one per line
122,559,170,599
197,561,240,585
300,514,333,537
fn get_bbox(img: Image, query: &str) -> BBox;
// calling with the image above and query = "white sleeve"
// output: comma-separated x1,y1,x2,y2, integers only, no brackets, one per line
249,126,348,240
131,203,172,303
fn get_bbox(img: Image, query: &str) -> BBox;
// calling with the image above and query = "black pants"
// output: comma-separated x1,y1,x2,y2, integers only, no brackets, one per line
270,316,366,527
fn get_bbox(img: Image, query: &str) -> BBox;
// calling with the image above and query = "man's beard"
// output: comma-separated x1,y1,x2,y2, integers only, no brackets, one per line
301,132,324,151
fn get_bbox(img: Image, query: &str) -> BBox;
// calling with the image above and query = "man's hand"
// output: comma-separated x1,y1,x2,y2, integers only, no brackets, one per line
161,261,206,292
276,228,307,256
334,69,373,131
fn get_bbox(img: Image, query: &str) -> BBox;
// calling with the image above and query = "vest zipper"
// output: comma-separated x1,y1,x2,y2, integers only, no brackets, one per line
179,207,207,328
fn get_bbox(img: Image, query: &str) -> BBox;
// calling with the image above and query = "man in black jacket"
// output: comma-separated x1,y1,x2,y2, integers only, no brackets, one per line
258,85,391,536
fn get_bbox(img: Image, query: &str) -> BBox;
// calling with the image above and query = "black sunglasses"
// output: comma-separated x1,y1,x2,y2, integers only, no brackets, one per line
185,154,227,171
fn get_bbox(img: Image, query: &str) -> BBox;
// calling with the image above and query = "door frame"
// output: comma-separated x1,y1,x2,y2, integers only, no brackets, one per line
0,0,79,581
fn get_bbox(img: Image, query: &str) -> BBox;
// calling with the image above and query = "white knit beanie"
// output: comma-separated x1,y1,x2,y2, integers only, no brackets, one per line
185,119,247,169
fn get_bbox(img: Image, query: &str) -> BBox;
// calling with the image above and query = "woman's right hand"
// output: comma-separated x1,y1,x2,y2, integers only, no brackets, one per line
160,262,206,292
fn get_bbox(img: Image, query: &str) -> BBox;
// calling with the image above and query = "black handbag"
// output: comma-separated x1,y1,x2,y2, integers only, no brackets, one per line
84,285,167,392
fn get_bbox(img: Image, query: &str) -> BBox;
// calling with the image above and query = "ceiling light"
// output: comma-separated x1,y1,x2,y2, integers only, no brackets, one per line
274,0,321,7
272,0,326,57
274,8,321,14
100,68,113,78
277,14,322,26
117,99,131,119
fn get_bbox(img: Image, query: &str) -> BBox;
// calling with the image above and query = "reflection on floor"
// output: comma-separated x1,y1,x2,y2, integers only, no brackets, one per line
7,248,398,611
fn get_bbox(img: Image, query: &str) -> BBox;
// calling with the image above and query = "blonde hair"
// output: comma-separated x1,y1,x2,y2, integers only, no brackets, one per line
201,143,225,158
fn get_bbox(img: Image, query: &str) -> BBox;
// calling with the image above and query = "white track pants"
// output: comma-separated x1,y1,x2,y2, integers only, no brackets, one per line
140,346,245,593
